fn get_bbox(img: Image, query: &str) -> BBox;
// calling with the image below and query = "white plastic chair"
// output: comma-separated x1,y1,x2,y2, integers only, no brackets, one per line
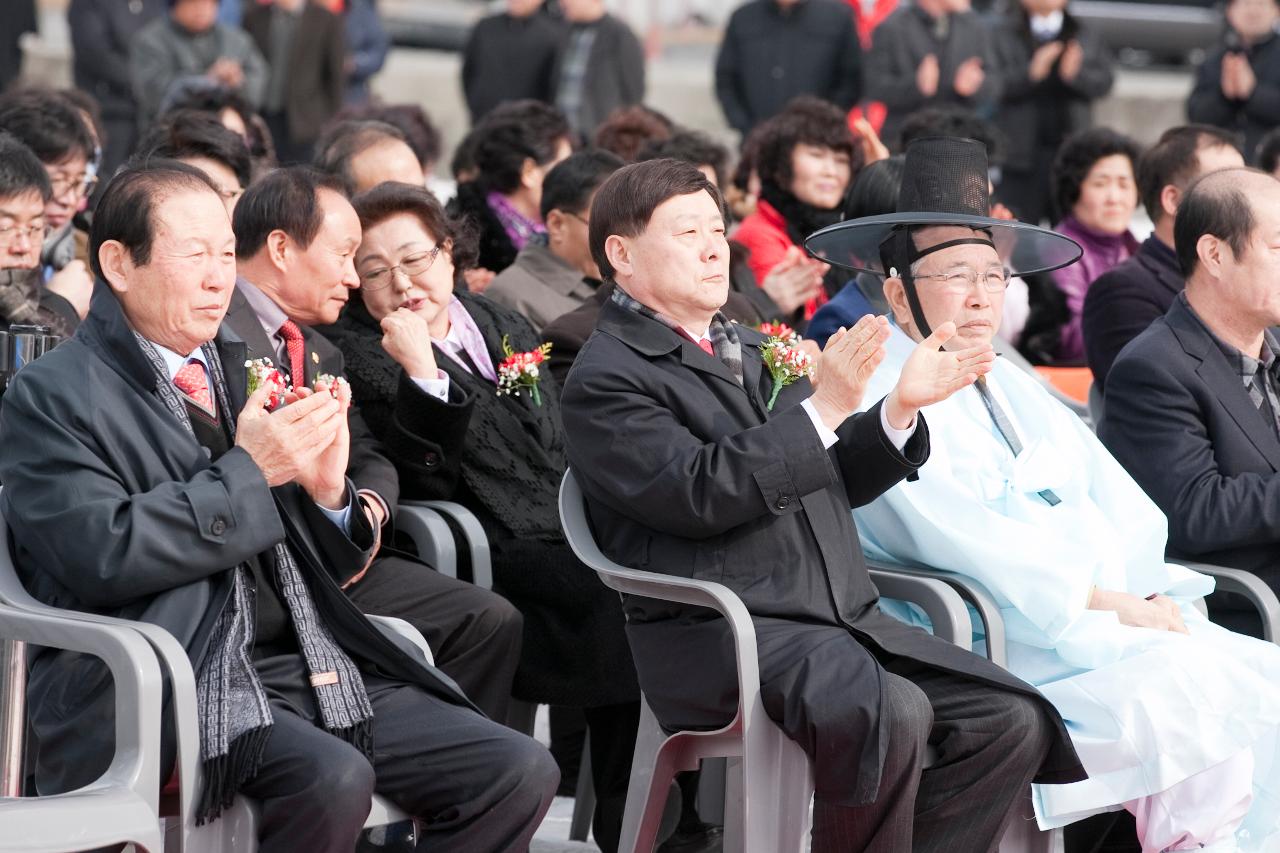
0,602,165,853
558,470,975,853
0,492,416,852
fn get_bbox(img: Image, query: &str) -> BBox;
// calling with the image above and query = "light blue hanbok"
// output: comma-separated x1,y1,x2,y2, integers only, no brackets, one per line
854,324,1280,847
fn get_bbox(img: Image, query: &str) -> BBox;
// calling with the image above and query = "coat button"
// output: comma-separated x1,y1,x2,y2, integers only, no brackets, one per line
424,452,439,467
775,495,791,510
210,519,227,536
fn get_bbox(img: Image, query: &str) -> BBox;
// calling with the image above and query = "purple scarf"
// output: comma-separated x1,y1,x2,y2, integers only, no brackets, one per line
487,191,546,252
432,297,498,383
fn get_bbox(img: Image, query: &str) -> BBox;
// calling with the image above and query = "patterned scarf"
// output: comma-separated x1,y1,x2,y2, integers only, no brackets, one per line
486,191,546,252
610,285,744,386
132,334,374,824
432,297,498,383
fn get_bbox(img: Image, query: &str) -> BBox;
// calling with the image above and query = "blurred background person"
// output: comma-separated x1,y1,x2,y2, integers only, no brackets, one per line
486,149,623,332
714,0,863,137
336,0,389,106
448,100,573,282
554,0,645,141
242,0,345,164
159,84,277,178
68,0,167,179
463,0,562,124
1187,0,1280,164
131,0,268,124
0,133,79,337
1025,127,1142,364
0,0,36,93
865,0,1001,146
992,0,1115,225
733,97,857,322
133,109,253,214
314,119,425,195
591,104,674,163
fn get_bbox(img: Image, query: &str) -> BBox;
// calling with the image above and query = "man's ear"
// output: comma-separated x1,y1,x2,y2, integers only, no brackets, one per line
882,276,913,329
1160,184,1181,222
266,229,290,272
97,240,131,294
604,234,631,279
1196,233,1225,280
545,208,568,245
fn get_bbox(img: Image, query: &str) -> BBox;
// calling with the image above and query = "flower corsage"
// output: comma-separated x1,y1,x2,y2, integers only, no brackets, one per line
245,358,290,410
496,335,553,406
760,334,815,411
312,372,350,400
757,321,800,345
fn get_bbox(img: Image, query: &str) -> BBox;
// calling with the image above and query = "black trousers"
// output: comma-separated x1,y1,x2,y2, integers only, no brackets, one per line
242,654,560,853
811,656,1055,853
345,553,523,723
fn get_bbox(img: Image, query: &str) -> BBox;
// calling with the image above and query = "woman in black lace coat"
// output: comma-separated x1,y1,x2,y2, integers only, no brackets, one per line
318,182,637,852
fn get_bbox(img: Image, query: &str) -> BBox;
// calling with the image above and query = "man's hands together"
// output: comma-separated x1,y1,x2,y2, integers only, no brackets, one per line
235,380,352,510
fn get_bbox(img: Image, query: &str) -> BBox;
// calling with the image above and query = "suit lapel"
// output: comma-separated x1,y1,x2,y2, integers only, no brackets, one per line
1169,299,1280,472
224,286,279,366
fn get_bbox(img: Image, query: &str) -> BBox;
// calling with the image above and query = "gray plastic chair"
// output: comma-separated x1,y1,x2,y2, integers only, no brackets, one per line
395,504,458,578
0,493,414,852
1088,381,1105,430
558,470,975,853
0,602,165,853
399,500,493,589
1182,561,1280,643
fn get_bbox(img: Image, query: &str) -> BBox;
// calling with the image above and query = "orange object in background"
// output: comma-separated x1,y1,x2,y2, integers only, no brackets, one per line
1035,366,1093,404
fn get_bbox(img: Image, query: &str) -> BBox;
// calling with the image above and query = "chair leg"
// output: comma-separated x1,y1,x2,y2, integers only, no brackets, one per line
738,721,813,853
570,738,595,842
618,700,680,853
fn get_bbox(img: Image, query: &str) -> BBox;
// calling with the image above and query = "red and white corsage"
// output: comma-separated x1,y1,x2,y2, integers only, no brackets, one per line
757,321,801,346
245,358,290,410
312,373,349,400
496,335,553,407
760,334,815,411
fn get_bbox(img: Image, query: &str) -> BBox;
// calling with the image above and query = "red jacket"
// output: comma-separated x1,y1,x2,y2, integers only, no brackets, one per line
734,200,826,319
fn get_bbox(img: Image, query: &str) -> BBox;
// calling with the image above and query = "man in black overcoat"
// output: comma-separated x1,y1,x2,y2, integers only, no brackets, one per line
223,166,523,723
0,160,557,852
560,158,1085,851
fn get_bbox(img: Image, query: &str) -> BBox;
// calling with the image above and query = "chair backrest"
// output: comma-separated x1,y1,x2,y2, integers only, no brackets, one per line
1088,381,1105,429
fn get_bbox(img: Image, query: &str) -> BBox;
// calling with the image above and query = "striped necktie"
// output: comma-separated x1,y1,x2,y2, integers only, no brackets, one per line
973,377,1060,507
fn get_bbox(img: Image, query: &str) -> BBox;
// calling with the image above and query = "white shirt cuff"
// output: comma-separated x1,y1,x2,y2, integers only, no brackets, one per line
880,402,917,451
318,499,353,534
801,398,840,449
412,369,450,401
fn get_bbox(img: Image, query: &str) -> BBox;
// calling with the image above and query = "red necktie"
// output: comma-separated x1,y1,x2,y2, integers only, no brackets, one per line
697,338,714,356
174,358,215,415
278,319,306,384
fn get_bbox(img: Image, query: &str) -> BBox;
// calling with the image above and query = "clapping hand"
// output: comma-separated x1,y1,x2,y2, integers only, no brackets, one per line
761,246,825,315
917,54,940,98
884,321,994,429
808,314,891,431
1028,41,1064,82
236,381,350,509
953,57,986,98
1058,40,1084,82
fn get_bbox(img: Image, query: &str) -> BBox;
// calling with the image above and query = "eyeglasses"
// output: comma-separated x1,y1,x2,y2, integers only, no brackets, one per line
912,266,1010,294
0,221,47,247
360,246,443,291
47,172,97,199
568,212,590,227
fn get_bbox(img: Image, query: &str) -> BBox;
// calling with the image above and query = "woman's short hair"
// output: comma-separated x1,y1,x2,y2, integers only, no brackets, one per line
588,158,723,281
749,96,860,193
350,181,479,273
638,131,731,190
0,88,95,166
0,133,52,203
591,105,675,164
469,100,571,195
1051,127,1143,221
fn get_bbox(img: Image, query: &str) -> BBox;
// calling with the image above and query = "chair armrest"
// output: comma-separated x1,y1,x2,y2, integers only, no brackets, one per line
367,614,435,666
866,561,1008,667
868,569,973,648
1182,561,1280,643
395,504,457,579
403,500,493,590
0,604,163,808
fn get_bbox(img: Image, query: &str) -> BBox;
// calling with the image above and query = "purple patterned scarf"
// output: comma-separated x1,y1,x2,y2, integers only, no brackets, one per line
487,191,546,251
433,297,498,383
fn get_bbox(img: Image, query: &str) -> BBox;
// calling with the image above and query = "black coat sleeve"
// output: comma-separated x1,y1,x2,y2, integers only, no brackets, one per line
833,399,930,507
714,14,752,134
68,0,132,93
380,372,477,501
1081,271,1163,390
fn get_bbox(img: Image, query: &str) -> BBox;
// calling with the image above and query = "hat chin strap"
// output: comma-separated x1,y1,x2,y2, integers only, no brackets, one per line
883,230,996,349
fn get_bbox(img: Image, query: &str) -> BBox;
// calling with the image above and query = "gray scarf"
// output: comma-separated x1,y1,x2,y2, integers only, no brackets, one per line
133,335,374,823
610,285,744,386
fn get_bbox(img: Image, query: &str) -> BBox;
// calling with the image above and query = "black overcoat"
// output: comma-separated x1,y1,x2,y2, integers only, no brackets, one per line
0,283,471,795
560,299,1085,804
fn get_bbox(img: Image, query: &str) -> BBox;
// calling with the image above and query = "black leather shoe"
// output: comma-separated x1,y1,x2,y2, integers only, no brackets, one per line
656,823,724,853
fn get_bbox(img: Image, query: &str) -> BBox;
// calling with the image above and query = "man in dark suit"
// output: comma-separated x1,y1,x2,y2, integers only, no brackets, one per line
1101,166,1280,636
1083,124,1243,392
560,158,1084,850
0,160,557,851
226,166,523,722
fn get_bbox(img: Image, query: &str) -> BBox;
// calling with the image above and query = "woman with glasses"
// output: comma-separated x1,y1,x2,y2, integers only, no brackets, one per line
318,181,640,853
